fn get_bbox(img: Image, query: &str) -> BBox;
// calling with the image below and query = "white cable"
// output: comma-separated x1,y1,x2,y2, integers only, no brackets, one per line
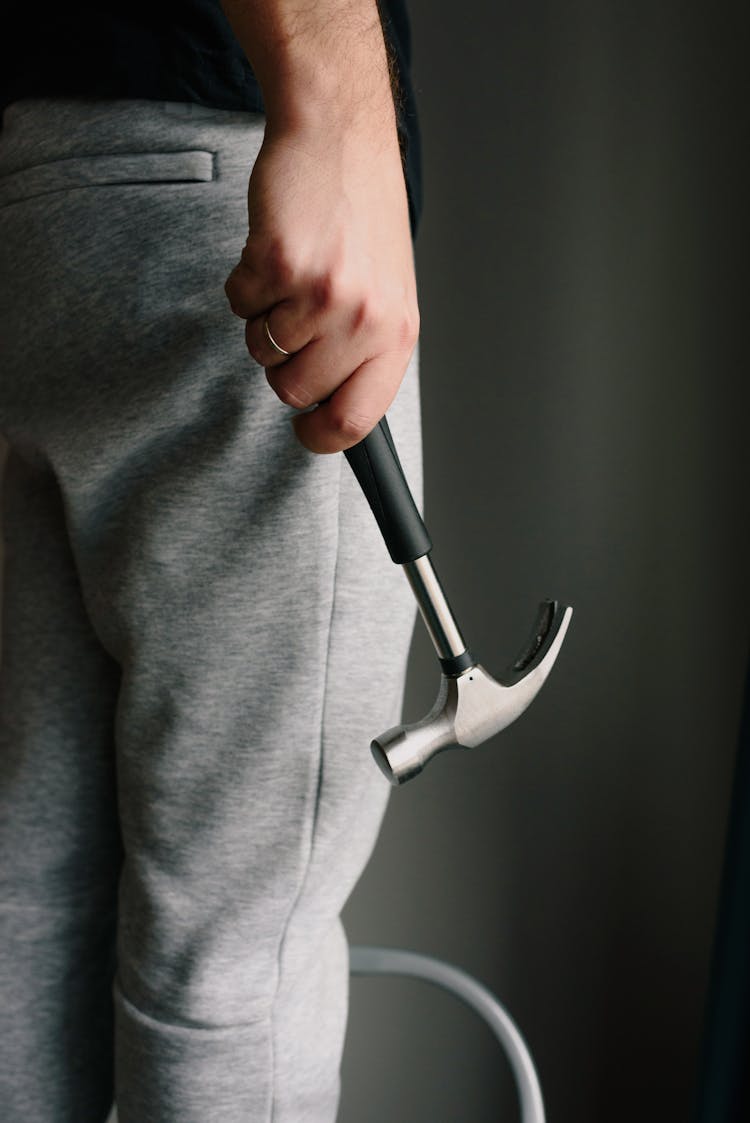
349,945,546,1123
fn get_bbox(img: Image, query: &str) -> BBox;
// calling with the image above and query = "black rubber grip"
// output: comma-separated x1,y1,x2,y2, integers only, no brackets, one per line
344,417,432,564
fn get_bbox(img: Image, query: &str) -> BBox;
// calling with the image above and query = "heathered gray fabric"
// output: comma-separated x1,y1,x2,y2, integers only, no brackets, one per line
0,99,422,1122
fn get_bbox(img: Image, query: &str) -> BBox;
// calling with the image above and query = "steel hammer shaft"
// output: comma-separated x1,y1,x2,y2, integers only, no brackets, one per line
344,418,474,675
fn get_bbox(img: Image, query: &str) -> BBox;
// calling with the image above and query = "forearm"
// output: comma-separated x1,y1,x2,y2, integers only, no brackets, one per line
219,0,397,134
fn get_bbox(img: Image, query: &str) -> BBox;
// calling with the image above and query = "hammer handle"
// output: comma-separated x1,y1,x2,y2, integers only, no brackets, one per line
344,417,432,565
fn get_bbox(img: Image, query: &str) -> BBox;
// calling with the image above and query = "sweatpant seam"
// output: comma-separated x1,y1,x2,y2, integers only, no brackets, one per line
115,978,273,1036
268,452,345,1123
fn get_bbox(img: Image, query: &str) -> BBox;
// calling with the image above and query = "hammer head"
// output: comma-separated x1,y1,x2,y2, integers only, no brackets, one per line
372,600,573,785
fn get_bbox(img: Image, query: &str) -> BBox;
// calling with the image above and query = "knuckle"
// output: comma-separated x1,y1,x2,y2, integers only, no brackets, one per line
224,272,245,317
349,292,420,347
404,304,421,345
310,271,339,313
265,238,295,287
328,410,374,444
396,303,420,349
351,294,382,336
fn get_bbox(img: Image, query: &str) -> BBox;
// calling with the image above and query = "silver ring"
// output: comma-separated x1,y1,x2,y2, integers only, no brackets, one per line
263,317,292,357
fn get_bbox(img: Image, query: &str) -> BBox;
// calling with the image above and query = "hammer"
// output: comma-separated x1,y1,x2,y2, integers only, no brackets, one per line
344,418,572,785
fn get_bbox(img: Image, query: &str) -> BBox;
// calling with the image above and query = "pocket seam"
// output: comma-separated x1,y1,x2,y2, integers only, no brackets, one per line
0,150,216,209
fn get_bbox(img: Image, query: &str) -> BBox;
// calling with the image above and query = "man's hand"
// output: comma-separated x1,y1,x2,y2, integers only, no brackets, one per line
221,0,419,453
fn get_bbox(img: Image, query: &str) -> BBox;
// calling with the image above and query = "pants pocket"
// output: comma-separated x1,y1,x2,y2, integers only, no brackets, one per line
0,150,215,209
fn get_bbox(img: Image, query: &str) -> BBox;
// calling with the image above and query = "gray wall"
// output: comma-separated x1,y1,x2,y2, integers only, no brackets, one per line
340,2,748,1121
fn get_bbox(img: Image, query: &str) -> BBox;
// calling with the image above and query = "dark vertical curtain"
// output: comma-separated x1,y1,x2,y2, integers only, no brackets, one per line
694,651,750,1122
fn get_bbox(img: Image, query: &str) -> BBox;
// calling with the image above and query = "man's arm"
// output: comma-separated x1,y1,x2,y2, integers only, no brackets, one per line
220,0,419,454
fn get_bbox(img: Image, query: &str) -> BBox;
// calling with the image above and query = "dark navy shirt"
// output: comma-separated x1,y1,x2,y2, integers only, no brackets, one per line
0,0,422,236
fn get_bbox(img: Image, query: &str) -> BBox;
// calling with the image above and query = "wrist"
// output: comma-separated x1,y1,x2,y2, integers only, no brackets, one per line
221,0,396,135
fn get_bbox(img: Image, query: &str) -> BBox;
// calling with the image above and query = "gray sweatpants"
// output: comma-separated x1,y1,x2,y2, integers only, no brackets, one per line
0,99,422,1122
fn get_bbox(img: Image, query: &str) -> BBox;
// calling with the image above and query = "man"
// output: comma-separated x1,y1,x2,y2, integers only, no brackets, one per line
0,1,423,1119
